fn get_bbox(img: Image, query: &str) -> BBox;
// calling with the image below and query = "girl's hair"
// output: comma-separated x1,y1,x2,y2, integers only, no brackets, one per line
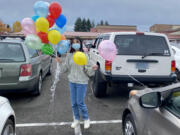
69,37,84,53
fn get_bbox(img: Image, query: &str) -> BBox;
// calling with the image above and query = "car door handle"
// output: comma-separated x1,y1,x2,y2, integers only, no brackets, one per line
96,52,99,54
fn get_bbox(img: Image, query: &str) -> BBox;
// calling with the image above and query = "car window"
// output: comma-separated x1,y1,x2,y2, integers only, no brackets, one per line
114,35,170,56
165,91,180,118
28,48,39,58
0,42,25,62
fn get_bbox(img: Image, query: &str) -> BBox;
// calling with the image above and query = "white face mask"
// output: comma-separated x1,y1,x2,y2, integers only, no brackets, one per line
72,43,80,50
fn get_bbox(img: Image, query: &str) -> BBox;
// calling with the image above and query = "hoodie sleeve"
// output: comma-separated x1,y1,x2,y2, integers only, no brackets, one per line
84,55,95,77
60,53,70,73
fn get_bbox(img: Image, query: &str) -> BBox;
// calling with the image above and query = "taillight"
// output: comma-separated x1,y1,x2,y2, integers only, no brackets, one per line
105,60,112,72
20,64,32,76
171,60,176,73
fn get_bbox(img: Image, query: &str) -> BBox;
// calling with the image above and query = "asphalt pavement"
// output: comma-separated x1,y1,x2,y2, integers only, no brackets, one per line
5,60,131,135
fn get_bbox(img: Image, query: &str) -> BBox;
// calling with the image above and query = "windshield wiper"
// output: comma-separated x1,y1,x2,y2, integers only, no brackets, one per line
142,52,164,59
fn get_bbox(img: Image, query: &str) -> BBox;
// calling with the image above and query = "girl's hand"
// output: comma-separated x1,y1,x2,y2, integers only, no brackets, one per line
56,57,62,63
92,65,98,71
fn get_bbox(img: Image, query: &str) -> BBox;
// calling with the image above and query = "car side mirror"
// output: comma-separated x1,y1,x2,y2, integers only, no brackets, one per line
139,92,161,109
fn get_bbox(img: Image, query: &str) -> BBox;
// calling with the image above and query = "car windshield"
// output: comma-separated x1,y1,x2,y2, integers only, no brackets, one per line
0,42,25,62
165,90,180,118
114,35,170,56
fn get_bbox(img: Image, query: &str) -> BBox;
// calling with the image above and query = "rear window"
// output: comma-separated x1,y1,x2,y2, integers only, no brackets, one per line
114,35,170,56
0,42,25,62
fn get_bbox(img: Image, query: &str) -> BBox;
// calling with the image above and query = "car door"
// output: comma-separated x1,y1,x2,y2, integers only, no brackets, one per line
40,53,51,78
27,48,41,79
145,91,180,135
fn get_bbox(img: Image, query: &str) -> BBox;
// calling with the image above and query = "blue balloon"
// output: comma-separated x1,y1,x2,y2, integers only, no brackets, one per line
49,24,66,34
59,26,66,34
32,15,39,22
55,14,67,28
57,40,70,55
34,1,49,17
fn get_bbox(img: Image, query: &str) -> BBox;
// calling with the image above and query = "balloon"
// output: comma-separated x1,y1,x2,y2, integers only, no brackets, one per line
32,15,39,22
55,14,67,28
61,35,66,40
41,44,53,55
47,15,55,28
49,24,66,34
37,32,48,44
49,2,62,19
35,17,49,33
57,40,70,54
25,34,42,50
59,26,66,34
21,18,36,36
48,30,61,45
98,40,117,61
34,1,49,17
73,51,87,66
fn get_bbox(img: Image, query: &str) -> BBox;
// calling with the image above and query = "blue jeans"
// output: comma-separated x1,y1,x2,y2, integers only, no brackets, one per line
69,82,89,120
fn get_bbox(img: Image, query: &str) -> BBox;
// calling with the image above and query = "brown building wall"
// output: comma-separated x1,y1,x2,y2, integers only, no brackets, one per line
150,24,180,33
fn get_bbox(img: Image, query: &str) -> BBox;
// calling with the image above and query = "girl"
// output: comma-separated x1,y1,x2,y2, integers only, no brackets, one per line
56,37,98,129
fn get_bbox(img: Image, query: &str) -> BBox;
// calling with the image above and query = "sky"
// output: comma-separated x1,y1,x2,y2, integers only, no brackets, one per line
0,0,180,31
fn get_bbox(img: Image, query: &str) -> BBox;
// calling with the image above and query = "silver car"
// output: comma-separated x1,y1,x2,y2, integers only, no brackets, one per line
0,36,52,95
122,83,180,135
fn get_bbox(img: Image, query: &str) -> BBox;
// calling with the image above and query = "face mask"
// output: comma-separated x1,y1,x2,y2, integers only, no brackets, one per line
72,43,80,50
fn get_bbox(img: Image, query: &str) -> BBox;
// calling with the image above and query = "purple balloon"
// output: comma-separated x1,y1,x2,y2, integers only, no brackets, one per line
21,18,36,36
98,40,117,61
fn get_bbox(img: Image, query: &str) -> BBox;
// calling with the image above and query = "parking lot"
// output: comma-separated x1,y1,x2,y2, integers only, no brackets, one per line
4,60,132,135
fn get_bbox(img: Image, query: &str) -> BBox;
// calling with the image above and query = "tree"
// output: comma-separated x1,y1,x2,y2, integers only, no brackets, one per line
74,17,82,32
100,20,104,26
91,21,95,28
105,21,109,26
86,18,91,32
82,18,87,32
13,21,22,32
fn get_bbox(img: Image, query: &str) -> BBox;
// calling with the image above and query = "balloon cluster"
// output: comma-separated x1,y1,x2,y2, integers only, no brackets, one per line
21,1,69,55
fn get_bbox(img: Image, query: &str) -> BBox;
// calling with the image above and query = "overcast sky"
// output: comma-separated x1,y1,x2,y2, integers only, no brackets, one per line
0,0,180,31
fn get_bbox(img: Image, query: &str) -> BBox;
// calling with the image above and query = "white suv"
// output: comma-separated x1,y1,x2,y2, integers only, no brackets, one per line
90,32,176,98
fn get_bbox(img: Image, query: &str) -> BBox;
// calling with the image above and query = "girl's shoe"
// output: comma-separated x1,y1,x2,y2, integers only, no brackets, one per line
71,120,80,128
84,119,90,129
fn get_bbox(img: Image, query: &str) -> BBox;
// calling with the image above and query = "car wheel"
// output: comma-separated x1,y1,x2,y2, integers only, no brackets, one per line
91,67,107,98
2,119,15,135
32,73,42,96
175,69,180,81
47,62,53,76
123,114,137,135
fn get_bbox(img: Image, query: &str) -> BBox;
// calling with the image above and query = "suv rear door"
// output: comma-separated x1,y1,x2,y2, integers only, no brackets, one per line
0,42,26,84
111,34,173,76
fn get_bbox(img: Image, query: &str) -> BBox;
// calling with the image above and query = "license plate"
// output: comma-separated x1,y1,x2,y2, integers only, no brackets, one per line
136,62,149,70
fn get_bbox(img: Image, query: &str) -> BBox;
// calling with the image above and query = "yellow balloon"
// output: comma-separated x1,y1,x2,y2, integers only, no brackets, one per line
73,51,87,66
48,30,61,45
35,17,49,33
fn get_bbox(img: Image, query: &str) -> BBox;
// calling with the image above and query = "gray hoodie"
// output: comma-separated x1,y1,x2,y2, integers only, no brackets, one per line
60,53,95,84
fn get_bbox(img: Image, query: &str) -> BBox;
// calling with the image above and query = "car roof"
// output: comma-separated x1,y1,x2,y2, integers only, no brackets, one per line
99,32,166,37
0,38,24,44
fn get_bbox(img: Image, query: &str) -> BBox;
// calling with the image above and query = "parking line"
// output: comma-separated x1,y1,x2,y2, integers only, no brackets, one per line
16,120,122,128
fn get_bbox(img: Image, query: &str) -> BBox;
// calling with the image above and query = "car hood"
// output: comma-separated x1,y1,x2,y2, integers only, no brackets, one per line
0,96,8,106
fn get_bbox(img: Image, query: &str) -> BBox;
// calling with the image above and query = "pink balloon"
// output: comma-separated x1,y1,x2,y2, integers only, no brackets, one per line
98,40,117,61
21,18,36,36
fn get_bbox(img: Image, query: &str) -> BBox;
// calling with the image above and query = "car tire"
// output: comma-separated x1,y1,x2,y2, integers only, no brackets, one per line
32,73,42,96
123,114,137,135
91,67,107,98
47,62,53,76
175,69,180,81
2,119,15,135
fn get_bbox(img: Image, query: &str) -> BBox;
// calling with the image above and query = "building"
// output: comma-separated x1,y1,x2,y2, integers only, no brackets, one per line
91,25,137,33
150,24,180,44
